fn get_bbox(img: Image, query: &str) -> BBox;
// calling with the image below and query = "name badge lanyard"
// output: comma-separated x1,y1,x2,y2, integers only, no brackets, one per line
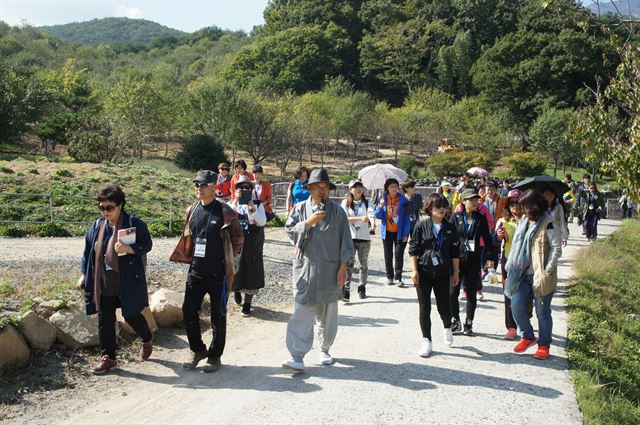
104,221,114,270
432,223,445,249
194,204,213,257
463,213,475,240
197,203,214,239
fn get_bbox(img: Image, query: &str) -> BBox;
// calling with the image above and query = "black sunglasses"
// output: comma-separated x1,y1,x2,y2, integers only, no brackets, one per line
194,182,212,188
98,205,116,212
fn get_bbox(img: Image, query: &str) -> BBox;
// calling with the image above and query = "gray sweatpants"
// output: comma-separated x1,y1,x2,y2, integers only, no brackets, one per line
286,301,339,361
346,240,370,290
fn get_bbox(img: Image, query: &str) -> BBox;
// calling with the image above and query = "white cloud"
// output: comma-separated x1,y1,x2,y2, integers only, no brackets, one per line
114,5,144,19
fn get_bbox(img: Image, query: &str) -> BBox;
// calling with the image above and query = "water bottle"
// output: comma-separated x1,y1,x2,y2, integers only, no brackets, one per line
487,268,498,284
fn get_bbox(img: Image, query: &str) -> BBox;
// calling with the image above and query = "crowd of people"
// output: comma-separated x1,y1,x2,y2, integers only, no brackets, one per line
77,162,621,375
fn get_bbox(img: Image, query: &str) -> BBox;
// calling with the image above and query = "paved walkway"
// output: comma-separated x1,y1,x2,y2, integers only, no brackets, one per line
49,220,619,424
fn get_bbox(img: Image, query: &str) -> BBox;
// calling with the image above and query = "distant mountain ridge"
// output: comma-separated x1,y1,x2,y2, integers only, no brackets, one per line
39,17,187,46
586,0,640,16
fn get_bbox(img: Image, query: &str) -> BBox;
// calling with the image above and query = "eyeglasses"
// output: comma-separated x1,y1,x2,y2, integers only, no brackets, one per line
240,186,253,191
98,205,116,212
194,182,213,188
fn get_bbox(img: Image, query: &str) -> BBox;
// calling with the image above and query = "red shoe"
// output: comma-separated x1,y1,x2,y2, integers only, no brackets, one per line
534,345,550,360
504,328,517,340
513,338,537,353
91,355,117,374
140,340,153,361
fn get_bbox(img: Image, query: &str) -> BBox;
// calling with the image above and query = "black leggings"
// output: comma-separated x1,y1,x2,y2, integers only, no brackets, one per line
450,256,481,323
416,270,451,340
98,295,151,360
382,232,407,280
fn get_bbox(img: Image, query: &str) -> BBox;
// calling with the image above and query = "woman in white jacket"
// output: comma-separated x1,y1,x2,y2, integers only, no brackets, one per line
341,179,375,301
542,185,569,246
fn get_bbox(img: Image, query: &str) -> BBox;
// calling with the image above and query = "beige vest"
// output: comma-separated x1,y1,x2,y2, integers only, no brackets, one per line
531,225,558,297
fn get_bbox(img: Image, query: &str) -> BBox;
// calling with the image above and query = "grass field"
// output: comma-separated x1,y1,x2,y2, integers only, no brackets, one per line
568,220,640,424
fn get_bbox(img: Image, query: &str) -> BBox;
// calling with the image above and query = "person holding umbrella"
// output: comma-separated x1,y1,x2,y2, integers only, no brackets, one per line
375,178,411,287
449,189,495,336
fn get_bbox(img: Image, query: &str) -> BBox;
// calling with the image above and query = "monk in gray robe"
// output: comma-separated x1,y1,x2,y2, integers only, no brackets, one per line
282,168,355,372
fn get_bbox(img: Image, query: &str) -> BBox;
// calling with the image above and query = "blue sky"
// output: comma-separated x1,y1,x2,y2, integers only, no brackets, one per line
0,0,271,32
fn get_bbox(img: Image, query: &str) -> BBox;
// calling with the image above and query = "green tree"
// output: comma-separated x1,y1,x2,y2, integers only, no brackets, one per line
528,108,578,176
332,91,376,175
176,134,229,171
67,114,125,163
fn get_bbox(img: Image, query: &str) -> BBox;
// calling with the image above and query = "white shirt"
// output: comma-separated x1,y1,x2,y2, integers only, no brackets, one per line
341,198,374,241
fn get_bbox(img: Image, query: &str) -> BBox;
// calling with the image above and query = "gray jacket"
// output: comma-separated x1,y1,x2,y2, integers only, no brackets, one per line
286,198,355,304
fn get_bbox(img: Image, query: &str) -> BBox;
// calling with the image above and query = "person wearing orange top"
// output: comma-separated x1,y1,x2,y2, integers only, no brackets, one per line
229,159,254,199
374,178,411,287
252,165,275,221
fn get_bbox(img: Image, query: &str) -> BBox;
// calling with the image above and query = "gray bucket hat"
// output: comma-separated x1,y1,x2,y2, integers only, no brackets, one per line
461,188,481,200
193,170,217,184
307,168,336,190
234,174,254,189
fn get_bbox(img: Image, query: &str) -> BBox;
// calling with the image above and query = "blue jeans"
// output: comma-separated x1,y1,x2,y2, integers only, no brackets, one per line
510,274,555,346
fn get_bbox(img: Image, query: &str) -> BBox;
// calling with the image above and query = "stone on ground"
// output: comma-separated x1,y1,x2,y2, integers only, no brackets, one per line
0,325,30,368
49,307,99,349
116,306,158,335
150,289,184,327
36,300,65,320
20,310,57,351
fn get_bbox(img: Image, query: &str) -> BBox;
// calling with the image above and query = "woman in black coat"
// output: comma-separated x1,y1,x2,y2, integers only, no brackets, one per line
77,185,153,375
449,188,495,336
409,193,460,358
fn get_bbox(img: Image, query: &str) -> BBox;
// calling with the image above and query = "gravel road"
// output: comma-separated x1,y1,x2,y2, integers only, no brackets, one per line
0,220,620,424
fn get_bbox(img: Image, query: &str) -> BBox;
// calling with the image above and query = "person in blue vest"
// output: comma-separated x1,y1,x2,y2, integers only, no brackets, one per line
77,185,153,375
375,178,411,287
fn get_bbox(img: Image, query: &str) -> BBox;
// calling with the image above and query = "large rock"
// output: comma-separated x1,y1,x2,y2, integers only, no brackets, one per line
150,289,183,327
50,307,99,349
36,300,65,320
116,306,158,335
0,325,30,368
21,310,57,351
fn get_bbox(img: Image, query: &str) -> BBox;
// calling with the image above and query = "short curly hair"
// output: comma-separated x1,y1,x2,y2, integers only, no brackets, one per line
97,185,126,209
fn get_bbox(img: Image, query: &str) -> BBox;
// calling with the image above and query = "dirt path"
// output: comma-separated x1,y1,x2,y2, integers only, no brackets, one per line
3,220,619,424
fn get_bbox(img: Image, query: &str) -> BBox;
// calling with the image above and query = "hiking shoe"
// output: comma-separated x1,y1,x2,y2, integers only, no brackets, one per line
419,338,432,357
513,338,537,354
504,328,518,340
234,291,242,305
451,318,462,333
463,323,474,336
182,350,208,369
477,290,484,301
342,287,350,303
395,280,405,288
91,355,117,375
203,358,221,373
387,279,395,286
534,345,550,360
357,285,366,299
318,351,333,365
444,328,453,346
140,340,153,361
282,358,305,372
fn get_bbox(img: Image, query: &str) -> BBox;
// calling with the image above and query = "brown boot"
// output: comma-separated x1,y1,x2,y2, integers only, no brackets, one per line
182,350,208,369
140,340,153,361
203,358,221,373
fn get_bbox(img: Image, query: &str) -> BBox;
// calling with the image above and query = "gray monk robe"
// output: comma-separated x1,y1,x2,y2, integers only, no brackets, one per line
286,198,355,304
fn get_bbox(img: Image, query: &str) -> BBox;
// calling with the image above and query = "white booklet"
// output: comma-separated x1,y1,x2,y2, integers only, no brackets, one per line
117,228,136,256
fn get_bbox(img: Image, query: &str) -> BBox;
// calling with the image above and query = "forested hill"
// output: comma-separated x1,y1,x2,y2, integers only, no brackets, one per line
39,17,187,46
587,0,640,16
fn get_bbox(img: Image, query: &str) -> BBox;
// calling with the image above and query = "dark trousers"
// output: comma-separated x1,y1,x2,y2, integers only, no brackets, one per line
382,232,407,280
450,255,481,323
584,210,599,239
182,275,227,360
416,270,452,340
98,295,151,360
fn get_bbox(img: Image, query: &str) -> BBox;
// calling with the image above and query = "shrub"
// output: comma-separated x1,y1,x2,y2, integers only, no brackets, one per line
0,225,27,237
427,150,493,177
36,224,71,237
54,168,73,177
502,152,548,178
397,155,418,177
147,222,181,237
28,168,39,174
0,165,14,173
175,134,228,171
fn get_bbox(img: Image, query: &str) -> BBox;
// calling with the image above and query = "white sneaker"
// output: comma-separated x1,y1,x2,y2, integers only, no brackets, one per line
282,358,305,372
418,338,432,357
318,351,333,365
444,328,453,347
395,279,405,288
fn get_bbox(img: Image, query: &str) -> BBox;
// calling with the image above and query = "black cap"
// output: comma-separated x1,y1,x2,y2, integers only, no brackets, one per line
307,168,336,190
193,170,217,184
